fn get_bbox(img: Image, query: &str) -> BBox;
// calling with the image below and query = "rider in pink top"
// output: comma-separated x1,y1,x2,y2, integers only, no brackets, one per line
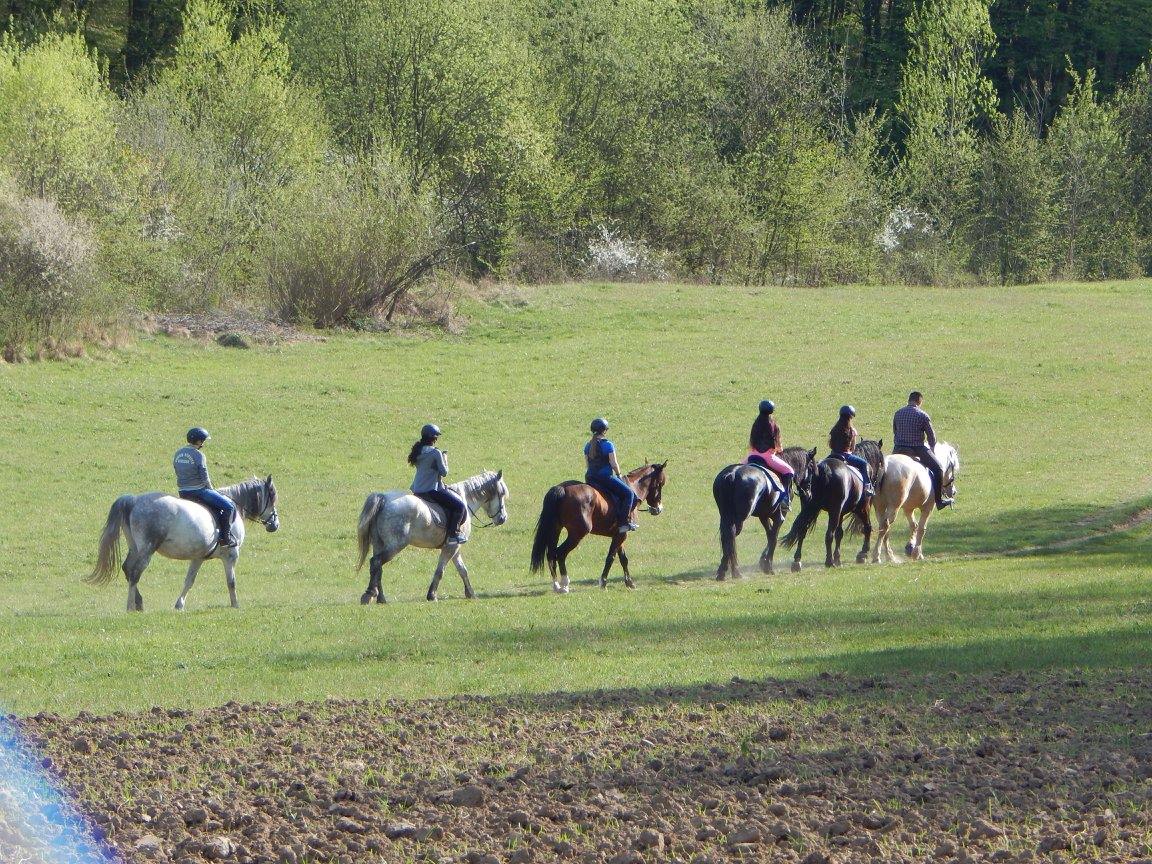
746,400,795,505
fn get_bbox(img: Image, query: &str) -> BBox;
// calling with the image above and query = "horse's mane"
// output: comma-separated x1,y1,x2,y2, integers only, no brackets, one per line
218,477,271,516
449,470,501,497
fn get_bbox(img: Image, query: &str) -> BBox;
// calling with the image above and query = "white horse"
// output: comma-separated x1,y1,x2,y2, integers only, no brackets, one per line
870,443,959,562
86,477,280,611
356,470,508,603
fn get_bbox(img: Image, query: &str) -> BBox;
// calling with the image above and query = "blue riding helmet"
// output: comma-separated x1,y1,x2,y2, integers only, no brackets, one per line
759,400,775,414
839,405,856,418
590,418,609,433
421,423,442,439
186,427,210,444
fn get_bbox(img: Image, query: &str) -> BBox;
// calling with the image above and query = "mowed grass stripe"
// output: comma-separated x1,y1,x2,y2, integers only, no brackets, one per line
1,282,1150,714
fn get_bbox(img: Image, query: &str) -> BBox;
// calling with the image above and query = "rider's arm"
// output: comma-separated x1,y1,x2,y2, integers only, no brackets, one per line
435,448,449,477
608,451,622,477
923,416,938,449
196,450,213,490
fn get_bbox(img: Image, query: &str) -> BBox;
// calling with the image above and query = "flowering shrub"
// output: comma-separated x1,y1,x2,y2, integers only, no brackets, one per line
585,225,669,281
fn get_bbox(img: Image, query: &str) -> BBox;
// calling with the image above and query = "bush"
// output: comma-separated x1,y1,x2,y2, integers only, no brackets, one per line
265,153,441,328
0,174,97,354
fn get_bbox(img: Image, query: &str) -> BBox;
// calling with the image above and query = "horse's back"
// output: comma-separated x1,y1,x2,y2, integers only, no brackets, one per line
878,455,931,509
125,492,219,558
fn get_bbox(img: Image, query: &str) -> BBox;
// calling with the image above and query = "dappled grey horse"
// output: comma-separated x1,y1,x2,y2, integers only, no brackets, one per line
86,476,280,612
356,470,508,603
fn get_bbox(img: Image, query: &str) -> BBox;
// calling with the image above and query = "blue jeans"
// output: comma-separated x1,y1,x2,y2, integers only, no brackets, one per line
587,474,638,524
180,488,236,534
832,453,871,484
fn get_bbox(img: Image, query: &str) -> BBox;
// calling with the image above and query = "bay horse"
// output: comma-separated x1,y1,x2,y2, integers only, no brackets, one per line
712,446,817,580
86,476,280,612
356,470,508,603
529,461,667,592
781,440,884,570
871,442,960,562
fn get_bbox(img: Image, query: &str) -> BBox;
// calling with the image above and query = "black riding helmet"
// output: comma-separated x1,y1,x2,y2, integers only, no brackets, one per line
759,400,775,414
590,418,609,433
187,427,210,444
421,423,442,439
839,405,856,418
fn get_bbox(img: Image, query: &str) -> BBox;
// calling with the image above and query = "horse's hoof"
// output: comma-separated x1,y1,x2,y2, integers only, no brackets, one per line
552,582,563,593
427,594,438,602
905,543,915,556
791,561,802,573
599,582,607,590
376,595,387,604
624,580,636,590
174,601,184,612
465,593,476,600
760,560,773,575
855,554,868,564
562,585,571,594
716,573,726,581
360,593,373,605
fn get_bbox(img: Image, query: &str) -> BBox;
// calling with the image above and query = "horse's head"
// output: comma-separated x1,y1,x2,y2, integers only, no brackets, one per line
478,470,509,526
633,461,667,515
940,443,960,500
259,475,280,532
795,447,818,502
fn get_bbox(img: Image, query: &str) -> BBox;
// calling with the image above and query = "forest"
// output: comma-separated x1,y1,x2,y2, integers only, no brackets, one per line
1,0,1151,350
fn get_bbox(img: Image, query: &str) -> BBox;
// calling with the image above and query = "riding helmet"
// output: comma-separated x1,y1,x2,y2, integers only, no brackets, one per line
590,418,609,433
186,427,210,444
839,405,856,418
421,423,442,439
759,399,775,414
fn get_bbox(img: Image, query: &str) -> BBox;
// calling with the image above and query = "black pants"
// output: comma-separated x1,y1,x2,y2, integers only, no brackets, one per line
893,445,944,499
417,489,466,535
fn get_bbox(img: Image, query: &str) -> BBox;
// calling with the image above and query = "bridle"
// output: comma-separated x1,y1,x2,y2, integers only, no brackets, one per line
467,480,506,528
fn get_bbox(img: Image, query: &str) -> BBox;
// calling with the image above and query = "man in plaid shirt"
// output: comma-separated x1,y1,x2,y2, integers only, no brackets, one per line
892,391,954,508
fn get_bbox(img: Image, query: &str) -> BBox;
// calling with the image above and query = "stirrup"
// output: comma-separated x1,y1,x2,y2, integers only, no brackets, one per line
217,531,237,547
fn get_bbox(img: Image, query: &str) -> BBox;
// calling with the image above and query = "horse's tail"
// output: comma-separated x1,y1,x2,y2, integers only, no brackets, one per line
846,507,871,537
714,468,753,562
781,481,821,550
356,493,387,570
530,485,565,574
86,495,133,586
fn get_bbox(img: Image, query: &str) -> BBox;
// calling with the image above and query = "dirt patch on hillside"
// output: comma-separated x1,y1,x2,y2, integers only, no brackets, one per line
10,669,1152,864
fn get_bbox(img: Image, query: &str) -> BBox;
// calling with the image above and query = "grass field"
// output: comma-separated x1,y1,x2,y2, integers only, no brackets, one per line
1,282,1150,716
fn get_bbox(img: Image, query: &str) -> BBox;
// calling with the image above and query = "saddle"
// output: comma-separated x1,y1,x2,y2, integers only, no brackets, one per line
744,461,787,493
824,455,867,488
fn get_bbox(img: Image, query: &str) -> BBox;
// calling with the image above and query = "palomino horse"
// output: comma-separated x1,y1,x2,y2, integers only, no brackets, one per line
712,446,817,580
356,470,508,603
86,476,280,612
530,462,667,592
782,440,884,570
871,442,960,562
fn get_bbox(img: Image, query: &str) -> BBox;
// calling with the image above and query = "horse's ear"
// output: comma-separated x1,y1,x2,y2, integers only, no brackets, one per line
877,439,884,451
808,447,817,459
495,469,502,481
658,460,668,470
266,474,273,485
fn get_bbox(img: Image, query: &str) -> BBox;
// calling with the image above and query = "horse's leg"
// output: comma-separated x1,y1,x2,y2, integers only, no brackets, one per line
427,546,453,601
759,512,781,575
222,550,240,608
617,541,634,590
904,507,919,558
855,506,872,564
912,502,935,560
175,559,205,611
549,530,564,593
599,534,623,589
556,528,588,593
122,547,151,613
363,544,396,605
453,551,475,600
825,509,840,568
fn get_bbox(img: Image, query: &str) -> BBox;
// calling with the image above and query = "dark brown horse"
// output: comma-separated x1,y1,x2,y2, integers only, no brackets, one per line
781,440,884,570
712,446,817,580
530,462,668,592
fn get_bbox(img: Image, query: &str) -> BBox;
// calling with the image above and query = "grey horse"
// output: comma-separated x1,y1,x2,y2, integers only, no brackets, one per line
356,470,508,603
86,476,280,612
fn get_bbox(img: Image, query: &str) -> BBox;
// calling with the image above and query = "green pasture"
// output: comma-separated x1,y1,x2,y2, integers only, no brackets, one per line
1,282,1150,715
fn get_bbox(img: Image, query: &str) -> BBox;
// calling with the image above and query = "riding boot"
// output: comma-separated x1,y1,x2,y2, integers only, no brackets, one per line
217,514,236,546
778,484,791,513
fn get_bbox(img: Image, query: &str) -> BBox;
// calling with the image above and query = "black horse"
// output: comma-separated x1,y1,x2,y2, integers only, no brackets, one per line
712,446,817,580
782,440,884,570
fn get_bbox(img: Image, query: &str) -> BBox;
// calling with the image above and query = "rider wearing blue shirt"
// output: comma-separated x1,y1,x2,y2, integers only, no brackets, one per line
585,418,639,533
174,427,237,546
